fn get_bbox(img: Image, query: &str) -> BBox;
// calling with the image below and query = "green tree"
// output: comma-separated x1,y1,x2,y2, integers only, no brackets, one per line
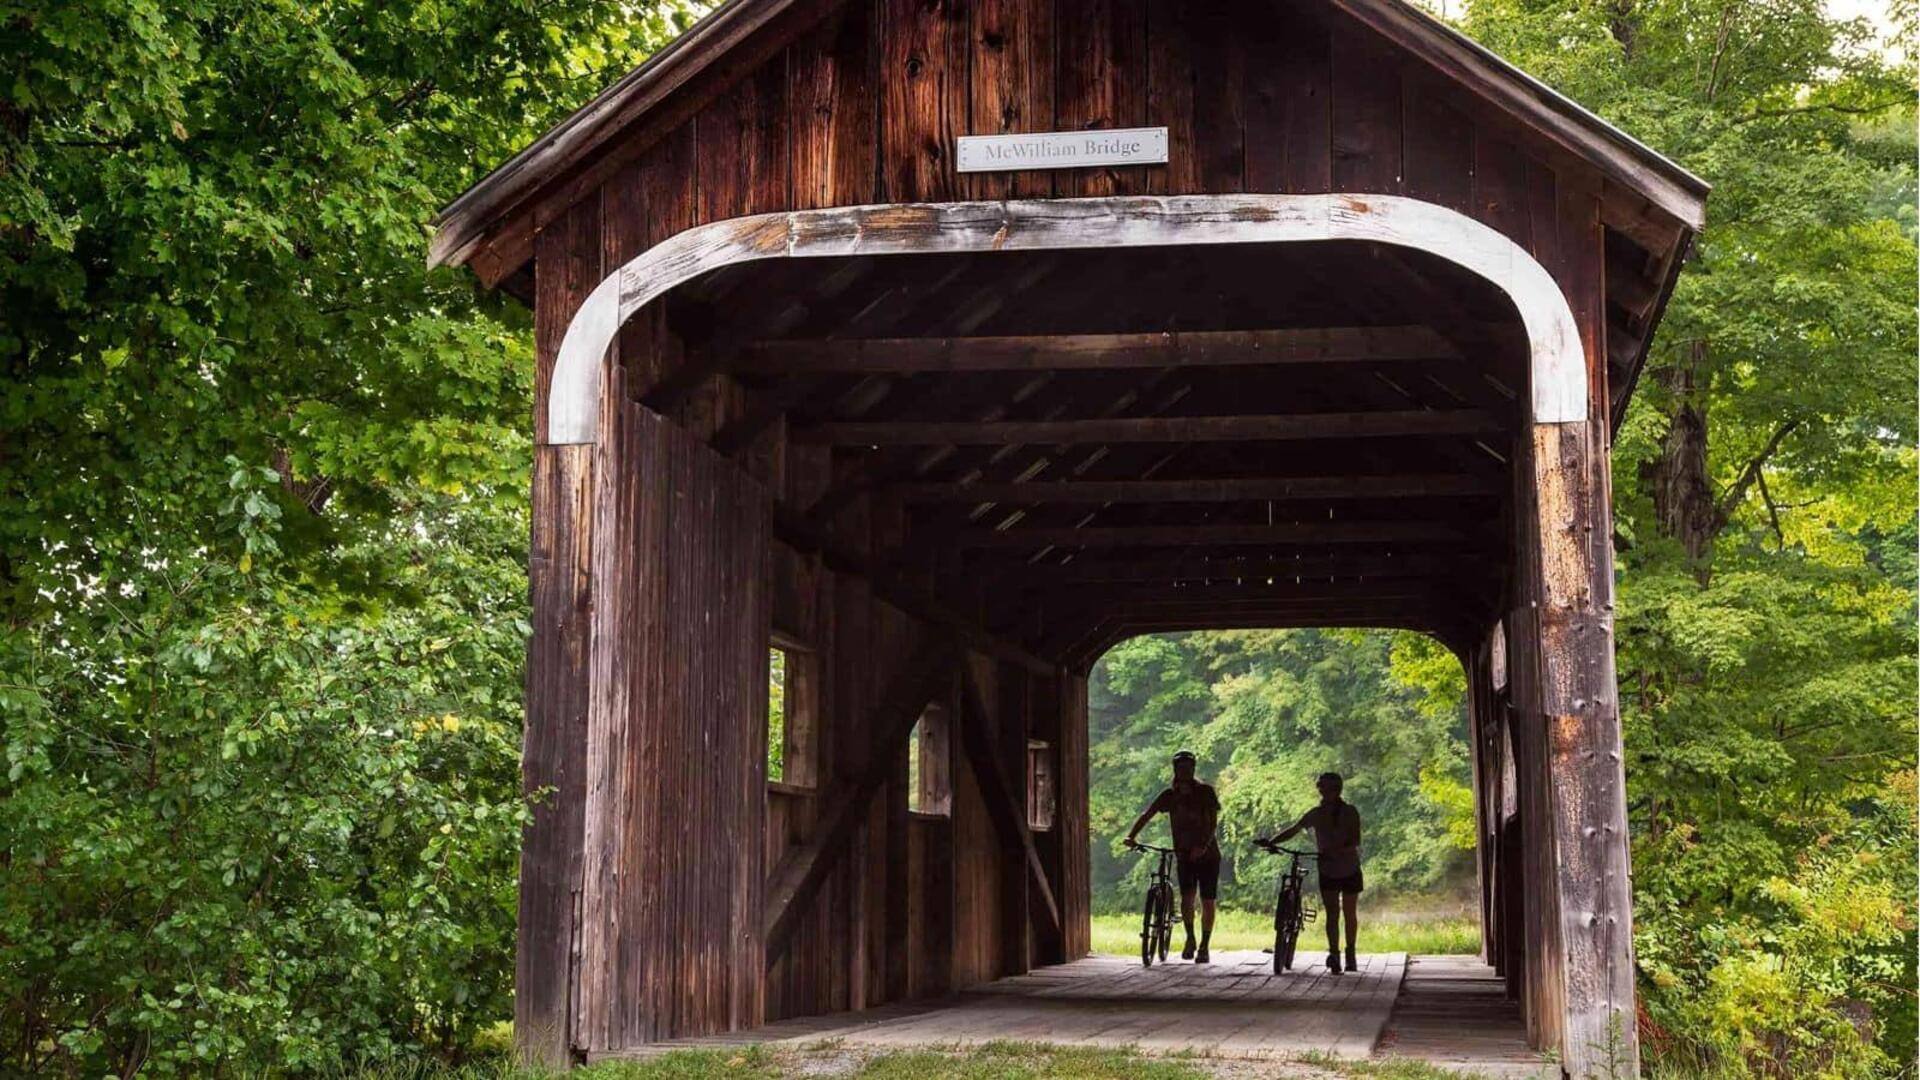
1463,0,1917,1071
0,0,697,1072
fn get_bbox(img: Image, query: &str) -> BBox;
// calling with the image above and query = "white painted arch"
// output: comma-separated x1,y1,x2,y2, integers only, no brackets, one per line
546,194,1587,445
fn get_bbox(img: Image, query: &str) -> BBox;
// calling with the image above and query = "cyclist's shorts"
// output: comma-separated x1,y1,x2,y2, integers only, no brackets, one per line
1320,868,1365,894
1176,848,1221,900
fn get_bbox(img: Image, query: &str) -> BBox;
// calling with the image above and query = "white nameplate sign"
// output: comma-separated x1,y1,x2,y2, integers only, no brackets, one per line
956,127,1169,173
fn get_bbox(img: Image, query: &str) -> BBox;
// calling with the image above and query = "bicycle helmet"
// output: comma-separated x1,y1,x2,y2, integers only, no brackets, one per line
1171,750,1198,765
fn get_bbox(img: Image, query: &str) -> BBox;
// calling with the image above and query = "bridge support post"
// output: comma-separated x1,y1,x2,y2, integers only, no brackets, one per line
1525,418,1638,1078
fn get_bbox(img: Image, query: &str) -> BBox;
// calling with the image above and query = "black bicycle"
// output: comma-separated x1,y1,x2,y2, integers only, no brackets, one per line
1255,838,1318,973
1127,841,1177,967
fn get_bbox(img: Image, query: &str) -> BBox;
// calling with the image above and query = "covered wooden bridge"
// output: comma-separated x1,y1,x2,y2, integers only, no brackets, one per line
431,0,1704,1074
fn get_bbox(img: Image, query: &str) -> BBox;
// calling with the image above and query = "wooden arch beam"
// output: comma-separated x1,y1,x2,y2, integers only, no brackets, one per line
543,194,1588,446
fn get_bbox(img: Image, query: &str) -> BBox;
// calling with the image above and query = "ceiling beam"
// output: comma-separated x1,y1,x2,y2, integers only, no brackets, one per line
889,472,1501,503
799,371,1188,526
978,553,1496,584
1037,580,1453,604
948,520,1474,549
796,410,1504,446
738,325,1462,374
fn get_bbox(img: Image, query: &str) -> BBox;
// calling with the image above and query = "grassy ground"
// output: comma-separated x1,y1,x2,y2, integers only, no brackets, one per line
351,1042,1501,1079
1089,906,1481,957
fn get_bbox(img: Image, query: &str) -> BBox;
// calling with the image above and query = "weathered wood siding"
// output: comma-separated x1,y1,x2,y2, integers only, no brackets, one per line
574,383,774,1049
524,0,1619,279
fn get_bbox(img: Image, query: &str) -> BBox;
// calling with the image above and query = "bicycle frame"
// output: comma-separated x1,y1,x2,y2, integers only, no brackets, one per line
1130,842,1178,967
1257,840,1319,972
1278,849,1320,922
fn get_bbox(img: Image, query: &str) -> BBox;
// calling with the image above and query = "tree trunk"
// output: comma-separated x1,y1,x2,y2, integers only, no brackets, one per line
1639,341,1716,575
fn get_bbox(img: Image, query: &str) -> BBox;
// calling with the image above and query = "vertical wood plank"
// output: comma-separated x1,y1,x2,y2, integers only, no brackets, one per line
696,61,793,223
626,408,670,1045
519,443,595,1066
880,0,971,202
1143,0,1197,194
1401,74,1473,213
967,0,1055,199
1471,133,1533,250
1054,0,1148,196
1246,3,1332,192
576,381,629,1052
986,660,1030,976
1057,671,1091,958
1329,19,1403,193
831,573,875,1004
1189,0,1245,193
790,4,879,210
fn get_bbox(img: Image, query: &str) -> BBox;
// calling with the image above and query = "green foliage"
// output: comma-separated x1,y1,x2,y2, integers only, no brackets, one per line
1459,0,1918,1074
1088,629,1474,913
4,480,532,1072
768,647,787,781
0,0,700,1073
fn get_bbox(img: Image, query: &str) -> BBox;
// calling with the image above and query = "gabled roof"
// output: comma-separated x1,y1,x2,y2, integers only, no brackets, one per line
430,0,1707,280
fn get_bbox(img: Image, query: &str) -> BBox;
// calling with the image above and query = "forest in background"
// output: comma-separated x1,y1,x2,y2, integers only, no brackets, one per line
1087,629,1478,915
2,0,1914,1075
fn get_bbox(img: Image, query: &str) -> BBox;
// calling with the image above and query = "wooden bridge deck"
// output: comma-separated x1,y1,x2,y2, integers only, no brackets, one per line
1377,955,1552,1076
606,952,1551,1073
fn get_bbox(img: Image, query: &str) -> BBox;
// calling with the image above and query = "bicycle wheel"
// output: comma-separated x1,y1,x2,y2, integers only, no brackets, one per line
1140,888,1158,967
1275,885,1301,972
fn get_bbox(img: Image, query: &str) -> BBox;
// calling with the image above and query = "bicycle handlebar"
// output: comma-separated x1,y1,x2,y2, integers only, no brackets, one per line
1124,841,1176,854
1255,839,1317,858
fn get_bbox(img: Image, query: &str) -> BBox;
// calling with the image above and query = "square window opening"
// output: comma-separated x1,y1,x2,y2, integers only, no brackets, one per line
1027,739,1056,832
908,703,952,817
768,634,818,789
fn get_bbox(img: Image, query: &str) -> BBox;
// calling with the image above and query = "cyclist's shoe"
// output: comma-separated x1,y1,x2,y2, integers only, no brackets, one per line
1181,937,1196,960
1326,952,1343,974
1195,946,1211,964
1346,946,1358,971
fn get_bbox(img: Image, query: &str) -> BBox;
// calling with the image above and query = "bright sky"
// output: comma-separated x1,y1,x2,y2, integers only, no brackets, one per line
1826,0,1896,30
1827,0,1904,57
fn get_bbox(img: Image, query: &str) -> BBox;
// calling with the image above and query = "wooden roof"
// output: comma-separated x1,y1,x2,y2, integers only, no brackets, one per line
429,0,1706,276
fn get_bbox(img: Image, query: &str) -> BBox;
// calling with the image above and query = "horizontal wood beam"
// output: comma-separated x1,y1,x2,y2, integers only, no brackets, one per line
737,325,1463,374
978,553,1496,584
951,521,1474,549
1034,580,1455,604
889,473,1502,503
765,636,962,963
1097,600,1452,620
805,372,1191,525
796,410,1506,446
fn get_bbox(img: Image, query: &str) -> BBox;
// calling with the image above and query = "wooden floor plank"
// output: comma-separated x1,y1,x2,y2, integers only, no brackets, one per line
607,951,1554,1075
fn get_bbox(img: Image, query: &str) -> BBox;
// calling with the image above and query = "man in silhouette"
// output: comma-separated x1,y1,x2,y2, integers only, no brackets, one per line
1266,771,1364,974
1123,750,1221,963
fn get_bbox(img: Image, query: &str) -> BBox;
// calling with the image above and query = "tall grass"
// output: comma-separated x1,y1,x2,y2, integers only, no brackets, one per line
1088,905,1481,957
